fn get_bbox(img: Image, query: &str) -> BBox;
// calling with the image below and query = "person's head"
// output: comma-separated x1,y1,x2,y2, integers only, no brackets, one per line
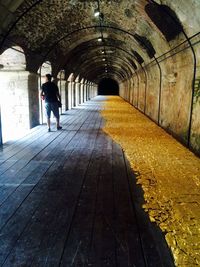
45,74,52,82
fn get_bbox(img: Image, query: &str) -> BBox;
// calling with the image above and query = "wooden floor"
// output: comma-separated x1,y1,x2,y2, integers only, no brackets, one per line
0,97,174,267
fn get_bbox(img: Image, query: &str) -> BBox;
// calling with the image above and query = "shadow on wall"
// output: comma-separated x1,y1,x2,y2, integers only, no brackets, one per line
98,78,119,95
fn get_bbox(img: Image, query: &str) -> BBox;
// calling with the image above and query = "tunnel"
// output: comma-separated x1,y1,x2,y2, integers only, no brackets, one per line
0,1,200,266
98,78,119,95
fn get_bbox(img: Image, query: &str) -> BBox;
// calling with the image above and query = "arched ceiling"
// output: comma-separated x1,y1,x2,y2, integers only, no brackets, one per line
0,0,199,83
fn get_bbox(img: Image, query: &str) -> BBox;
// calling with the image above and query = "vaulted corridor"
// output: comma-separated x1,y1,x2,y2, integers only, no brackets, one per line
0,96,200,266
0,1,200,266
0,97,174,267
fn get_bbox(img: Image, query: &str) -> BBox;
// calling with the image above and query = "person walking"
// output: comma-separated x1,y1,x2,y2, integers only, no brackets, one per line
40,74,62,132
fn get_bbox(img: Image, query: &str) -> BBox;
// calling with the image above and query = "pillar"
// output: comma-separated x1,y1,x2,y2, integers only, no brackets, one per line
65,81,69,110
68,81,73,110
75,82,79,106
80,81,84,104
28,72,40,128
59,79,67,113
84,83,87,102
0,108,2,145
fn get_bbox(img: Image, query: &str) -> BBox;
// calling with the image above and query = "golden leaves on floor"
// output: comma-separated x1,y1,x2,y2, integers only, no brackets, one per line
101,96,200,267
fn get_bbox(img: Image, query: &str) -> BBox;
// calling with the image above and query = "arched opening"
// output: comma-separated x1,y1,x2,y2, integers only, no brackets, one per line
0,46,29,143
98,78,119,95
37,61,52,124
145,3,183,42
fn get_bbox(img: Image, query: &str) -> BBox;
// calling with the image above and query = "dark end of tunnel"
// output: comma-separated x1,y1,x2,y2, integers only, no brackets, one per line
98,78,119,95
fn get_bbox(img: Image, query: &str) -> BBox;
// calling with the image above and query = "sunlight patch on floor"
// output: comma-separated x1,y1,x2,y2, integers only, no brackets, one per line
101,96,200,267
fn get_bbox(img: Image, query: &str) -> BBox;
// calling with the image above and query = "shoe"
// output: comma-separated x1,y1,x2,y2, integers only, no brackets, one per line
48,128,51,132
57,126,62,130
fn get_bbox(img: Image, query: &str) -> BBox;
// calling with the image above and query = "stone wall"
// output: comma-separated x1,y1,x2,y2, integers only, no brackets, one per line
191,36,200,153
145,63,160,122
137,69,147,113
0,71,30,142
120,33,200,155
159,47,193,144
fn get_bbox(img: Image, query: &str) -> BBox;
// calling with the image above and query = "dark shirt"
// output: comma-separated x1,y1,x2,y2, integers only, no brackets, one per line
41,81,59,103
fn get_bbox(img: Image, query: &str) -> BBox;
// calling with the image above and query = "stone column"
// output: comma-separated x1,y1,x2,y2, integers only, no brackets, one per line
68,81,72,110
28,72,40,128
94,84,97,97
84,83,87,102
65,81,69,110
72,82,76,107
60,79,66,113
80,82,84,104
0,107,2,145
75,82,79,106
89,83,91,99
92,84,94,98
86,83,89,101
88,83,91,100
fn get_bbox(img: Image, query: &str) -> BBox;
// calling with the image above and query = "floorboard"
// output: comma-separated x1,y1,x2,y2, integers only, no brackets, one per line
0,97,174,267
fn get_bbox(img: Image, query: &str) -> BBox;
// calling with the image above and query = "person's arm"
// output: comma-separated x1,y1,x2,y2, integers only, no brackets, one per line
56,85,61,101
40,85,45,99
57,92,61,102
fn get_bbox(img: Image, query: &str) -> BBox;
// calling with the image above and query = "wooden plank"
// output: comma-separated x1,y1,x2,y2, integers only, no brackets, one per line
112,143,146,267
28,148,95,267
59,127,104,266
0,108,84,177
0,128,48,162
0,129,73,206
29,108,102,266
0,148,74,265
0,132,65,184
0,161,52,231
0,104,101,266
0,106,82,162
0,131,60,175
0,106,96,265
0,97,174,267
124,156,175,267
88,135,116,267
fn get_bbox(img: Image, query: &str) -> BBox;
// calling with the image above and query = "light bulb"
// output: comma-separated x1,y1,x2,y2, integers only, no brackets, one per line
94,10,100,17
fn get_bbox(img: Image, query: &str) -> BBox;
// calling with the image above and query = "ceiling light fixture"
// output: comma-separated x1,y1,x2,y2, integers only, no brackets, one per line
94,10,104,20
94,10,100,17
107,50,115,54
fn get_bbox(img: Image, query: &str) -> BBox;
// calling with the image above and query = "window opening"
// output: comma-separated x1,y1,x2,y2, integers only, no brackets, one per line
0,46,29,143
145,3,183,41
134,33,156,58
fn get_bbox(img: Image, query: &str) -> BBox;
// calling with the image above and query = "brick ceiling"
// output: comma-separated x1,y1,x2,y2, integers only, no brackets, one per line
0,0,198,82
